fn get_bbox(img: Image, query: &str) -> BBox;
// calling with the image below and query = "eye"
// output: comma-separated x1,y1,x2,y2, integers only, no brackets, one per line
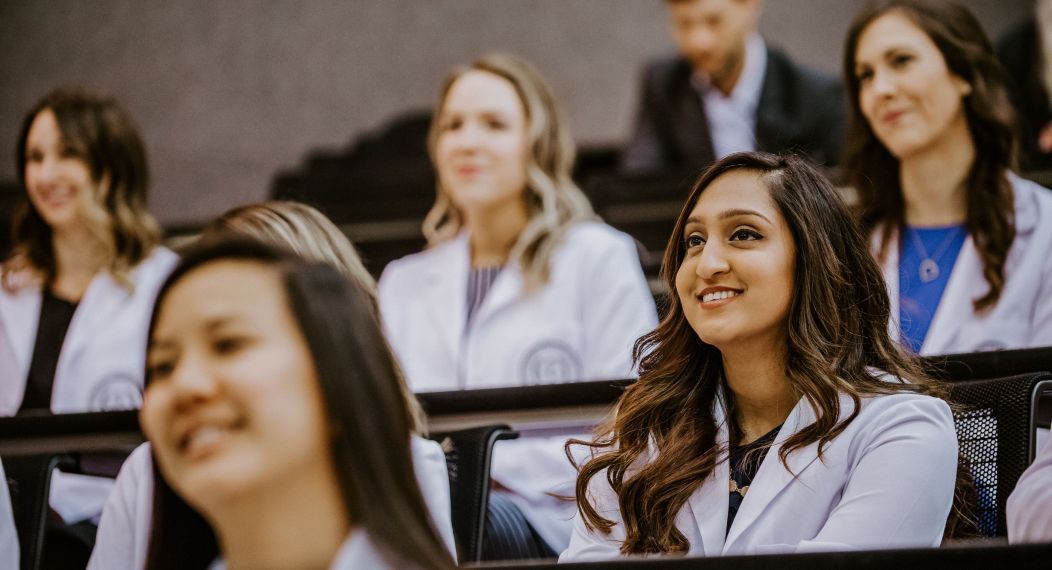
213,336,248,355
147,358,176,382
439,117,461,132
855,67,873,84
730,228,762,242
25,149,44,163
59,145,80,159
684,232,706,250
486,118,507,130
890,53,914,68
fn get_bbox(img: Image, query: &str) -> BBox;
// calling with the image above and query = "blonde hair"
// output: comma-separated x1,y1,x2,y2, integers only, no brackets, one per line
4,87,161,291
423,53,595,288
203,201,426,434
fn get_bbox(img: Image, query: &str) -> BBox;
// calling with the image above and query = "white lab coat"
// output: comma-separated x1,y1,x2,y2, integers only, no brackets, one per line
209,530,390,570
878,174,1052,354
1007,433,1052,543
378,221,658,550
87,437,457,569
0,460,19,569
0,247,178,523
560,388,958,561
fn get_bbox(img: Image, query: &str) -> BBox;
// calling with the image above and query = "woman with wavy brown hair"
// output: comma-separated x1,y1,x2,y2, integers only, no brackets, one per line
0,86,177,566
844,0,1052,354
561,152,958,560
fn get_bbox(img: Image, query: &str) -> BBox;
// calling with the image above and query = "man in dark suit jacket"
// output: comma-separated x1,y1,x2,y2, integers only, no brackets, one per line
622,0,845,174
997,5,1052,172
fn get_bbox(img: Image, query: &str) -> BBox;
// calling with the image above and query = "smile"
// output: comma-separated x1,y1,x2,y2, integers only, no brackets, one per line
180,423,234,459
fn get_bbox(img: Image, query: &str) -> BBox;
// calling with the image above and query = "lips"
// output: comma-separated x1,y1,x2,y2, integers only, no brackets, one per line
880,109,908,123
176,417,243,460
695,286,744,307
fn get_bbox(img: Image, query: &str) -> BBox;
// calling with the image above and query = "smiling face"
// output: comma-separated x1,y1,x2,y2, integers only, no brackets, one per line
434,69,530,222
22,108,99,233
141,261,331,511
675,169,795,350
854,11,972,161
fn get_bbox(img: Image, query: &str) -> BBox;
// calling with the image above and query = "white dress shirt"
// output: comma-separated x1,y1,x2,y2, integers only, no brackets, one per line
693,33,767,160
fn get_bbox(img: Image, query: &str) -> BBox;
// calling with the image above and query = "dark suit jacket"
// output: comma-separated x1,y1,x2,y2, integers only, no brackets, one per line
997,18,1052,171
621,46,845,174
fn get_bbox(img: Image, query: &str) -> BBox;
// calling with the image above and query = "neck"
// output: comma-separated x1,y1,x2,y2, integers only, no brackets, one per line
207,463,351,570
464,200,529,268
898,122,975,227
50,225,109,300
720,336,798,444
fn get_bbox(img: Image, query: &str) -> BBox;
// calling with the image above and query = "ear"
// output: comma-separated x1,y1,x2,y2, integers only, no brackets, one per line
96,171,112,200
954,76,972,97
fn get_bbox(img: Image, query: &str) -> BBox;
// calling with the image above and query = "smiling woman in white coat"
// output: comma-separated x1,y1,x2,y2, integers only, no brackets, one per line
561,152,958,561
843,0,1052,355
0,87,177,563
136,239,454,569
378,53,658,553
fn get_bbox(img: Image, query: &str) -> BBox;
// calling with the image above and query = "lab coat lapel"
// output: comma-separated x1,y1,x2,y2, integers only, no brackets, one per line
57,271,130,370
469,259,523,329
421,234,469,360
0,282,42,383
878,234,902,344
684,394,731,556
920,235,978,354
723,397,822,551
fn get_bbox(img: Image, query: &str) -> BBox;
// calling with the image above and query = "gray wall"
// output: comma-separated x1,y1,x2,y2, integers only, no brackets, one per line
0,0,1031,225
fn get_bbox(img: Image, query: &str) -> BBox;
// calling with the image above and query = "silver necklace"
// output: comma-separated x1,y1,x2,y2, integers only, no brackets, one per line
907,226,963,284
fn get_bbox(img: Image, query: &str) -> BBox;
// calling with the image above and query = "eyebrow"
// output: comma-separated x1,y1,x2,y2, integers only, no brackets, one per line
149,315,240,350
686,209,774,225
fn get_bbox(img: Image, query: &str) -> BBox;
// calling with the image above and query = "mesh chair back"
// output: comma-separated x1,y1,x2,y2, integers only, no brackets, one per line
947,373,1052,536
430,424,518,563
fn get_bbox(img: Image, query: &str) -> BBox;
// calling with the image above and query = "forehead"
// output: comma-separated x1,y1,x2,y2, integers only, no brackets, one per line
26,109,61,144
855,11,939,63
688,169,779,220
156,261,287,330
441,70,523,116
668,0,746,20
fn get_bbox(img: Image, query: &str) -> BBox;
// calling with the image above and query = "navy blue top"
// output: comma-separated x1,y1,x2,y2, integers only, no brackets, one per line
727,424,781,534
899,225,967,353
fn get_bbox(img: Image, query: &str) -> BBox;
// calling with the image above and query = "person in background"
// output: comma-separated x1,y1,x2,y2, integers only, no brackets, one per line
378,53,657,554
1007,435,1052,543
844,0,1052,355
88,201,455,569
997,0,1052,171
562,152,957,561
621,0,844,174
0,87,177,566
137,238,454,569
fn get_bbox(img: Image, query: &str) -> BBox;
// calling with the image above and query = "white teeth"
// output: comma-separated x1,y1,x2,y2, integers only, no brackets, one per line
184,425,227,456
701,290,740,303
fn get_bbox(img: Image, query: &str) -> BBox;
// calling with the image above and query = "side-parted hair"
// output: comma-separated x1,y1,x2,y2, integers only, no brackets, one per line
571,152,947,554
843,0,1017,312
143,238,453,570
201,200,426,434
4,86,160,290
422,53,595,289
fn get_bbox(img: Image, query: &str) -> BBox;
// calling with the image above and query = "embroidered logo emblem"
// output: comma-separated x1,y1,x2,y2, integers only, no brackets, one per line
89,375,142,411
520,340,581,384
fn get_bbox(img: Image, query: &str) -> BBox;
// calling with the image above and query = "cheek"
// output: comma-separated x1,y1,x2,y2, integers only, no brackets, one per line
139,388,170,447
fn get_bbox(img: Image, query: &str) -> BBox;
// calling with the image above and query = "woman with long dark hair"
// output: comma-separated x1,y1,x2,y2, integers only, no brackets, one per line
561,152,957,560
138,238,454,569
843,0,1052,354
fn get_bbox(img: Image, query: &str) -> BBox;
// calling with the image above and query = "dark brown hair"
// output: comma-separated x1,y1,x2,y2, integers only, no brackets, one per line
4,86,160,289
143,238,453,569
842,0,1017,312
570,152,946,554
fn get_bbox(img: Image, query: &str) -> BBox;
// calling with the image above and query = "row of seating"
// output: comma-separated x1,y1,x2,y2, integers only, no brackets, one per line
1,349,1050,568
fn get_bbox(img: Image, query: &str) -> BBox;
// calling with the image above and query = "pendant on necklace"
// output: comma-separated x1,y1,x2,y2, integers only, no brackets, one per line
919,258,940,283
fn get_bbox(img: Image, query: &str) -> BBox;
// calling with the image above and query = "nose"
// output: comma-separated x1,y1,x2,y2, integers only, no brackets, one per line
870,68,896,98
695,241,730,280
686,27,716,59
167,354,220,411
450,120,483,152
28,155,59,185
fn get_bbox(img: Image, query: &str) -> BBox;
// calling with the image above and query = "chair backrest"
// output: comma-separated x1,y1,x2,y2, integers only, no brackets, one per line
947,372,1052,536
4,454,76,570
921,347,1052,383
429,424,518,563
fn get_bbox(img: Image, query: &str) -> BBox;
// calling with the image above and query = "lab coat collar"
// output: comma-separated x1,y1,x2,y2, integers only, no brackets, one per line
421,233,470,361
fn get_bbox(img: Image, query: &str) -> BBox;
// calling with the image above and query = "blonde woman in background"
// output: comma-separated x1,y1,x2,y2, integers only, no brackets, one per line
378,53,658,554
88,201,454,569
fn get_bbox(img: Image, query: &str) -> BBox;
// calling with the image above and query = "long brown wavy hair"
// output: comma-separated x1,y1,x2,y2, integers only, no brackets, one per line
570,152,948,555
842,0,1017,312
4,86,161,291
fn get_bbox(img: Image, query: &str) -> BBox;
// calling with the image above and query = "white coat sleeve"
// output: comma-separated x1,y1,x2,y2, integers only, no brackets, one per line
410,437,457,558
578,231,658,380
0,460,18,570
559,466,629,562
1030,247,1052,347
1007,435,1052,543
796,396,958,551
87,443,154,570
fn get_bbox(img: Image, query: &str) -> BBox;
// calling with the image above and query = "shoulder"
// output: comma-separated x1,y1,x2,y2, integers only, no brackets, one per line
410,435,447,465
640,55,692,90
765,45,840,96
378,239,458,290
847,388,954,441
560,221,637,254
